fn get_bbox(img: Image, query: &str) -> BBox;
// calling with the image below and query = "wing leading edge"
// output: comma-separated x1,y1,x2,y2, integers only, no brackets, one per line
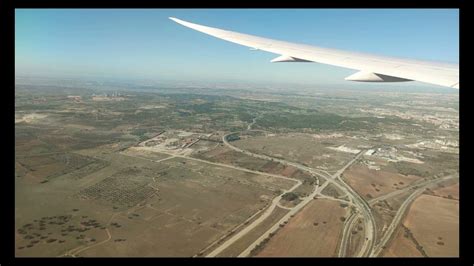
169,17,458,89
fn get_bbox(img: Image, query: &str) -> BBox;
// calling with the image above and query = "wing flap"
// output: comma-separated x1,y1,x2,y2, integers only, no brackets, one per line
345,71,412,82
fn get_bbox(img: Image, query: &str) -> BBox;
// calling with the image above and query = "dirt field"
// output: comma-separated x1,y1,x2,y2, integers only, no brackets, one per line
121,148,170,161
383,225,424,257
16,152,99,182
16,148,295,257
343,163,422,201
402,194,459,257
431,182,459,200
15,178,117,257
383,194,458,257
255,199,347,257
193,145,271,172
233,134,357,171
77,209,221,257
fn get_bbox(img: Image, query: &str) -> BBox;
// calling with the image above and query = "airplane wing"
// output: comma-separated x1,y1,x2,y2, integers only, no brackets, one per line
169,17,458,89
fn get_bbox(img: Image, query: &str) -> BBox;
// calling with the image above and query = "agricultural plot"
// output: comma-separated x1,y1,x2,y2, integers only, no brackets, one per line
255,199,347,257
402,195,459,257
77,172,158,210
342,162,422,200
383,225,425,257
16,152,103,183
383,194,458,257
430,181,459,200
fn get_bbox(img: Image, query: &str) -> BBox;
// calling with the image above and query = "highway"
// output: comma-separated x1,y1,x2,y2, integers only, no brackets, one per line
338,212,359,257
333,158,376,258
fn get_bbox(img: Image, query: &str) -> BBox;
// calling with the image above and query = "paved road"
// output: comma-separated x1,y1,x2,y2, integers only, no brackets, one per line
333,152,363,179
316,194,352,205
276,202,294,210
338,212,359,257
334,159,376,257
320,150,376,258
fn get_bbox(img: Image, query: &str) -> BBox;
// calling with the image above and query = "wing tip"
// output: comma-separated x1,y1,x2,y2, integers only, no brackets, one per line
169,17,185,24
169,17,193,28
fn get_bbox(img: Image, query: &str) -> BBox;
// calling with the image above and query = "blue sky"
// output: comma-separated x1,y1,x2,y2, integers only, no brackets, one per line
15,9,459,88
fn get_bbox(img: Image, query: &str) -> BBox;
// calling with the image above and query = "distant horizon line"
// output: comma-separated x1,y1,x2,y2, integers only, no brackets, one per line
15,74,459,95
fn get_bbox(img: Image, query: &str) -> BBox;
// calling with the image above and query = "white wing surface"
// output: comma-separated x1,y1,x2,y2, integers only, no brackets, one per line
170,17,458,89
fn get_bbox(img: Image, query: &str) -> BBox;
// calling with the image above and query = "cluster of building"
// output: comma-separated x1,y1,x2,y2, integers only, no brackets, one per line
138,130,212,154
91,92,125,101
365,146,423,164
358,107,459,130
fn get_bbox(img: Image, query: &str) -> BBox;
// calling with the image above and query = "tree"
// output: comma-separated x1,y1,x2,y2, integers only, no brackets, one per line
282,192,298,201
